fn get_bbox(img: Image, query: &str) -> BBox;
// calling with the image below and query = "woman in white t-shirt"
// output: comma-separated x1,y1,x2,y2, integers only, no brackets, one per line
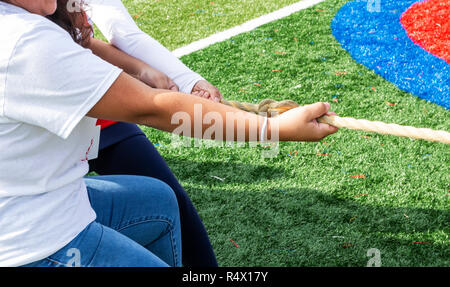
0,0,183,267
0,0,338,267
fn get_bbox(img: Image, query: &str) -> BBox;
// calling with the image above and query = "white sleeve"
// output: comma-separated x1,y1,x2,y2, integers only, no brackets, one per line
87,0,204,94
3,20,122,139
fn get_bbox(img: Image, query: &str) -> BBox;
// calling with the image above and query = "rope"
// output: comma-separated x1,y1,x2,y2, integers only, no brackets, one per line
318,115,450,144
220,99,450,144
221,99,300,115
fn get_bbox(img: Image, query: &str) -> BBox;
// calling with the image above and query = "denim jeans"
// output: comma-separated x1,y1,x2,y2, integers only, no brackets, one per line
22,175,182,267
89,122,217,266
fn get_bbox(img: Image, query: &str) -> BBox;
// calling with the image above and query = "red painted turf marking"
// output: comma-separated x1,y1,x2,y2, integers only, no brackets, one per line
401,0,450,63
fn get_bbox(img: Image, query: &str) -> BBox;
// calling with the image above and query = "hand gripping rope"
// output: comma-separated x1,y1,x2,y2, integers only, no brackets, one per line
220,99,450,144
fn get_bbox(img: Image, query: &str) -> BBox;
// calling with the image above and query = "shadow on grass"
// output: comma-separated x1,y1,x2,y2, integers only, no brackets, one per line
164,157,288,184
183,184,450,267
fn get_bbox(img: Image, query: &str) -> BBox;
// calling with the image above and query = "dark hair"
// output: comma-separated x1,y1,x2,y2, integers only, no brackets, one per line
1,0,92,47
46,0,93,47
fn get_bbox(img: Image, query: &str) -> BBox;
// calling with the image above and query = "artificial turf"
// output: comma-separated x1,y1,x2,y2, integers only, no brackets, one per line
121,0,304,50
100,0,450,266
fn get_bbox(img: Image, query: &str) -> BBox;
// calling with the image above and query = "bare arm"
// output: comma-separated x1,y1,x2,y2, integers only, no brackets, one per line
87,38,146,79
87,38,178,90
87,72,338,142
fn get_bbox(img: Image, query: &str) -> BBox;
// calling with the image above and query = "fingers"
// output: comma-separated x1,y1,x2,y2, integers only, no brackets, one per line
192,89,219,102
192,80,223,103
303,102,338,140
208,87,223,103
192,90,210,99
315,122,339,138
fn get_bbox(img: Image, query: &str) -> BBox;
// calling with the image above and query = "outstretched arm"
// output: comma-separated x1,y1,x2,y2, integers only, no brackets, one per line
6,12,336,143
87,72,338,142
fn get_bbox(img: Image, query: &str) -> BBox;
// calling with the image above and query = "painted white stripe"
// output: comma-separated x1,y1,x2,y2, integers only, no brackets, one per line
172,0,326,58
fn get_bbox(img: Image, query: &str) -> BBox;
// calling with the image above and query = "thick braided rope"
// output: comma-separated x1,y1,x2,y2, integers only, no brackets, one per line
221,99,450,144
221,99,299,114
318,116,450,144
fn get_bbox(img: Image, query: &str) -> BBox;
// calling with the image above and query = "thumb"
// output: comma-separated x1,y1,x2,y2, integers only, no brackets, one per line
168,79,179,91
305,102,331,120
210,90,222,102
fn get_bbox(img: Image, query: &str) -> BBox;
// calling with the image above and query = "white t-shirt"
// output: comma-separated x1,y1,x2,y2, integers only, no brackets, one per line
86,0,204,94
0,3,122,266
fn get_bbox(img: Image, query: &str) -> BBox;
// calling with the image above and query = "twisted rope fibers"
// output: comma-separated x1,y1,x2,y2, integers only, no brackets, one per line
220,99,450,144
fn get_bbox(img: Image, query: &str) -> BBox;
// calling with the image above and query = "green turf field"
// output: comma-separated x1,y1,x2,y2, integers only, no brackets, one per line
121,0,302,50
104,0,450,266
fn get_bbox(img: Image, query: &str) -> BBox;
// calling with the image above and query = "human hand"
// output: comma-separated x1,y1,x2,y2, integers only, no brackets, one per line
138,66,179,91
191,80,223,103
272,102,339,141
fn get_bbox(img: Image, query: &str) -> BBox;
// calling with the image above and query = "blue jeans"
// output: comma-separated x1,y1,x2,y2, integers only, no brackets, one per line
22,175,182,267
89,122,217,266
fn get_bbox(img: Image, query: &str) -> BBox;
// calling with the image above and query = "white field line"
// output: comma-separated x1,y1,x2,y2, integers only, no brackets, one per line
172,0,326,58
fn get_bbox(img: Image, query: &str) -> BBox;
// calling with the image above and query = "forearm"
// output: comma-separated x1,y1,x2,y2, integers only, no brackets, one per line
145,91,270,142
87,38,147,79
88,73,270,142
